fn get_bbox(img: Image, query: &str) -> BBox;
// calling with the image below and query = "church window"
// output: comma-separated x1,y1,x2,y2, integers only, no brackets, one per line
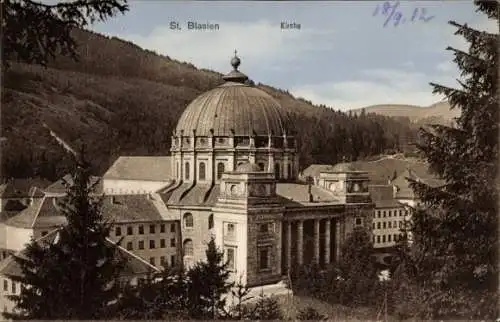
170,238,176,247
258,162,265,171
288,164,292,178
185,162,190,180
377,222,381,229
138,241,144,250
126,242,133,250
383,222,386,229
183,239,193,256
149,240,155,249
160,256,166,266
160,224,165,233
376,235,380,243
115,227,121,236
160,239,166,248
388,221,392,228
258,246,271,270
274,163,280,179
199,162,206,180
373,222,375,229
208,214,214,229
149,224,155,234
127,226,133,235
139,225,144,235
388,210,392,217
184,213,194,228
171,223,176,232
225,246,237,271
383,211,386,217
3,280,7,292
217,162,225,180
225,223,236,238
176,162,179,178
394,220,397,227
260,223,270,233
382,235,386,243
149,257,155,266
388,235,392,242
355,218,363,226
399,221,403,228
12,282,16,294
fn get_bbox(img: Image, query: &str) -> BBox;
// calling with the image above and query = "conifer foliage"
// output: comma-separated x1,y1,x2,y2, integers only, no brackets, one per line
3,152,124,320
400,0,498,318
186,237,233,319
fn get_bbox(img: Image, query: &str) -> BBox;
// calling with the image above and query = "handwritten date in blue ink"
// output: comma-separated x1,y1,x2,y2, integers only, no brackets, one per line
373,1,434,27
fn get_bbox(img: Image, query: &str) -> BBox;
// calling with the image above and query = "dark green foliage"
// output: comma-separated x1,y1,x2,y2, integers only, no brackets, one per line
392,1,499,319
186,237,233,319
1,0,128,67
335,229,379,307
296,306,328,320
3,152,124,320
241,293,284,320
228,276,254,320
113,266,190,320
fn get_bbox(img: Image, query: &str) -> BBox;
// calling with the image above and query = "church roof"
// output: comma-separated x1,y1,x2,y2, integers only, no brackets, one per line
175,54,293,137
301,164,336,178
276,183,340,205
161,184,220,207
0,228,159,278
103,156,173,182
0,178,51,198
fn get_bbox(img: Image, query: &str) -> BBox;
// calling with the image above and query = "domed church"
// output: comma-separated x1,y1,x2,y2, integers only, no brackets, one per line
0,54,375,302
103,53,374,291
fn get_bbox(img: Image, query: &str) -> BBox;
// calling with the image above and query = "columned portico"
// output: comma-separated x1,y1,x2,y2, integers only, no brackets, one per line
284,216,337,272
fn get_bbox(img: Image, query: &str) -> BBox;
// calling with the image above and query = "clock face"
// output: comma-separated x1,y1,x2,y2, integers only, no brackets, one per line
230,184,241,196
353,183,360,192
329,183,336,192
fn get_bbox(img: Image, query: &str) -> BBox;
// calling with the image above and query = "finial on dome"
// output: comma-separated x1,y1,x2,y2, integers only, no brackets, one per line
231,49,241,70
223,50,248,83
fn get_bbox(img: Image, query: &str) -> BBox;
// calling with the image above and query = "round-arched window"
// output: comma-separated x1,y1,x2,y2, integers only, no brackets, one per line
183,239,193,256
217,162,225,180
183,213,194,228
199,162,206,181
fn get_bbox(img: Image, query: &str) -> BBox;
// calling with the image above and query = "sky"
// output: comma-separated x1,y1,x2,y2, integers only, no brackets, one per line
92,1,497,111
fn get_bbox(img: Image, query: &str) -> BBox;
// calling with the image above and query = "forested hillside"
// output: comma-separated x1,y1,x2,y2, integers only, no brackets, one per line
2,28,420,181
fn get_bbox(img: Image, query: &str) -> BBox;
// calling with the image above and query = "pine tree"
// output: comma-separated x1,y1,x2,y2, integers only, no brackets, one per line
186,237,233,319
401,1,498,318
336,229,379,307
297,306,328,320
3,151,125,320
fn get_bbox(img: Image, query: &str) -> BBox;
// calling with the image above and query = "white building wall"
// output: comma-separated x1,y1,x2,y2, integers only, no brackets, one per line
4,226,33,252
103,179,172,195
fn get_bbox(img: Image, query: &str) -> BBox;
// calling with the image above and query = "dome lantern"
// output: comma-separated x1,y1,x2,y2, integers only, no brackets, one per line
222,50,249,84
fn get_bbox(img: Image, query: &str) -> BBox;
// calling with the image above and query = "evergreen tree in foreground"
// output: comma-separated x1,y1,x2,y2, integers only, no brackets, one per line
186,237,233,319
3,151,124,320
398,1,498,319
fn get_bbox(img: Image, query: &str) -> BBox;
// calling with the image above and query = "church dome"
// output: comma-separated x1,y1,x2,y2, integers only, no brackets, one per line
175,53,293,137
235,162,262,173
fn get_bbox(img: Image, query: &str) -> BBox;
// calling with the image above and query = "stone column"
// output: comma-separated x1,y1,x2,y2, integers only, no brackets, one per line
325,219,331,265
314,219,320,264
297,220,303,265
335,219,341,262
287,221,292,272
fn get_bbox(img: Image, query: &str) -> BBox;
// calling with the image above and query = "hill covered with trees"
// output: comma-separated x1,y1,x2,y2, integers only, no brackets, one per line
2,28,420,181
